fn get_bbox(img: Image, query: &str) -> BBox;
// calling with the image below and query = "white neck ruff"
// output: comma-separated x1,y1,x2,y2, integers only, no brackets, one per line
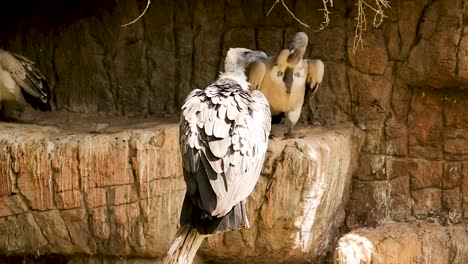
218,71,250,90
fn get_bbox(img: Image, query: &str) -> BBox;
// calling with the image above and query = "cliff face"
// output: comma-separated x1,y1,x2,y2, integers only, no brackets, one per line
0,0,467,263
0,120,363,263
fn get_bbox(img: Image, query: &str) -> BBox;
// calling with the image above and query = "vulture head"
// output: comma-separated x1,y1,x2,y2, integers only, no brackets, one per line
288,32,309,53
224,48,267,73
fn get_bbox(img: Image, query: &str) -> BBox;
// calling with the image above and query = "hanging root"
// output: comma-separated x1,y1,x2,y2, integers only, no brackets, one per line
266,0,310,28
121,0,151,27
353,0,391,53
162,225,208,264
318,0,334,31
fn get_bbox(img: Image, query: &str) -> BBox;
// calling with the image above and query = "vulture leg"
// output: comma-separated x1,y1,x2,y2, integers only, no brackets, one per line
283,106,302,139
269,112,284,139
0,100,21,121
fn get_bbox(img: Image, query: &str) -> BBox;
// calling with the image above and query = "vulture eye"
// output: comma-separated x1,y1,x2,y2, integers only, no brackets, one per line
243,51,250,56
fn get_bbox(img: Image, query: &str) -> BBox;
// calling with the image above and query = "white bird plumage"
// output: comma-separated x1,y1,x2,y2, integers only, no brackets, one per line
0,48,49,120
178,48,271,234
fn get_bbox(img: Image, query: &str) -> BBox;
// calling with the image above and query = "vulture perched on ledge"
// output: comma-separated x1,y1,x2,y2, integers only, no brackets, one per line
0,48,50,121
163,48,271,264
248,32,325,138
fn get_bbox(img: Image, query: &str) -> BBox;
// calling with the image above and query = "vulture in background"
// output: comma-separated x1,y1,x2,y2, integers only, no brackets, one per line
0,48,50,121
248,32,324,138
163,48,271,264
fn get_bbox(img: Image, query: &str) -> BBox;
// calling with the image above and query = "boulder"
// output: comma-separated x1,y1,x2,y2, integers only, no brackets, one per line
0,118,363,262
334,222,468,264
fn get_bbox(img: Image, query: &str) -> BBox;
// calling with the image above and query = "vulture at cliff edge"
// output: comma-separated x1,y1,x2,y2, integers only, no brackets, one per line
248,32,324,138
0,48,50,121
178,48,271,235
164,48,270,263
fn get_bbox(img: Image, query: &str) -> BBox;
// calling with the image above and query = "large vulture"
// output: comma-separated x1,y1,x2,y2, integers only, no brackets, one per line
0,48,50,121
248,32,324,138
164,48,271,263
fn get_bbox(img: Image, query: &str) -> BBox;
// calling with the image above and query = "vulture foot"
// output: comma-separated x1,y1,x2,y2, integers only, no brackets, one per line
283,131,297,139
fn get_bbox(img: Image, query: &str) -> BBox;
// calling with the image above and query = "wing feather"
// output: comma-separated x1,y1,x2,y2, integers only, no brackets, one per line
0,49,49,102
304,59,325,105
179,77,271,218
246,60,266,91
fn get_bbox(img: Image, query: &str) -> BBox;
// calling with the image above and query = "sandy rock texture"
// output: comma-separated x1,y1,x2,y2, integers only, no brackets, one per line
0,0,466,226
334,222,468,264
0,119,363,263
0,0,467,262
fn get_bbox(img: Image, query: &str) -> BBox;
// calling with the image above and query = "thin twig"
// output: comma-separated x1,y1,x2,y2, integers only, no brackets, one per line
121,0,151,27
318,0,334,31
266,0,310,28
281,0,310,27
352,0,391,53
266,0,280,16
353,0,366,53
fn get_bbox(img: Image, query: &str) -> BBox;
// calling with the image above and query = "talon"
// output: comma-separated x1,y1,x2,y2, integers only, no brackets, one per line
283,131,296,140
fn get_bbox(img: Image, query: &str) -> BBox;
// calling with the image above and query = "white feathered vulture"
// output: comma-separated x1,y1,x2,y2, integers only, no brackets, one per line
248,32,324,138
178,48,271,235
0,48,50,120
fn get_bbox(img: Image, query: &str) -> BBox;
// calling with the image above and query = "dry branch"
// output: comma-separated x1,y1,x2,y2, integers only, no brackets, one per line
121,0,151,27
352,0,391,53
267,0,310,28
318,0,334,31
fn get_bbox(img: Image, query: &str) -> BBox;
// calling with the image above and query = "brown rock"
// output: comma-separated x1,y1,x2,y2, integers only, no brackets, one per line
348,29,390,75
408,89,444,159
202,126,364,263
335,222,467,264
463,162,468,218
355,154,386,181
0,143,13,197
346,180,388,228
221,28,256,70
78,134,134,189
442,188,463,222
444,128,467,160
0,121,364,261
412,188,442,218
401,0,465,88
443,162,463,189
408,159,443,190
310,63,351,125
256,28,285,55
386,157,409,180
389,176,412,221
457,29,468,82
385,116,408,156
444,94,468,129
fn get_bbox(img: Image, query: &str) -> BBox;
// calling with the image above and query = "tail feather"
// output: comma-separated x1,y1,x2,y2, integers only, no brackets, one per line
180,194,249,235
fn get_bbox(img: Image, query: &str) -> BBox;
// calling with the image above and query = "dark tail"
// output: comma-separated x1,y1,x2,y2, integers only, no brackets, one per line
180,194,249,235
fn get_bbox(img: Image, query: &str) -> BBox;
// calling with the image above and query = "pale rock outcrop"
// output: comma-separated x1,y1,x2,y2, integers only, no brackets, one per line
0,120,363,263
334,222,468,264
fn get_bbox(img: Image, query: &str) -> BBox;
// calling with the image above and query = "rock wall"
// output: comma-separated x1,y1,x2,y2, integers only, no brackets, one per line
334,222,468,264
1,0,467,262
0,121,363,263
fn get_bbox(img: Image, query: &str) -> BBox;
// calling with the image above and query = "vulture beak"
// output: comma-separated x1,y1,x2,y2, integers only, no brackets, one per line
255,50,267,60
288,42,295,52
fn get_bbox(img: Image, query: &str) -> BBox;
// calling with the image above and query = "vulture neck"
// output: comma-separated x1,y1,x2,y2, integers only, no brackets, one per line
287,48,306,65
220,69,250,90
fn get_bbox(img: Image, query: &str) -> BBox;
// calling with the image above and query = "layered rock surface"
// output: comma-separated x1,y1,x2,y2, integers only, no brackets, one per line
334,222,468,264
0,118,363,262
